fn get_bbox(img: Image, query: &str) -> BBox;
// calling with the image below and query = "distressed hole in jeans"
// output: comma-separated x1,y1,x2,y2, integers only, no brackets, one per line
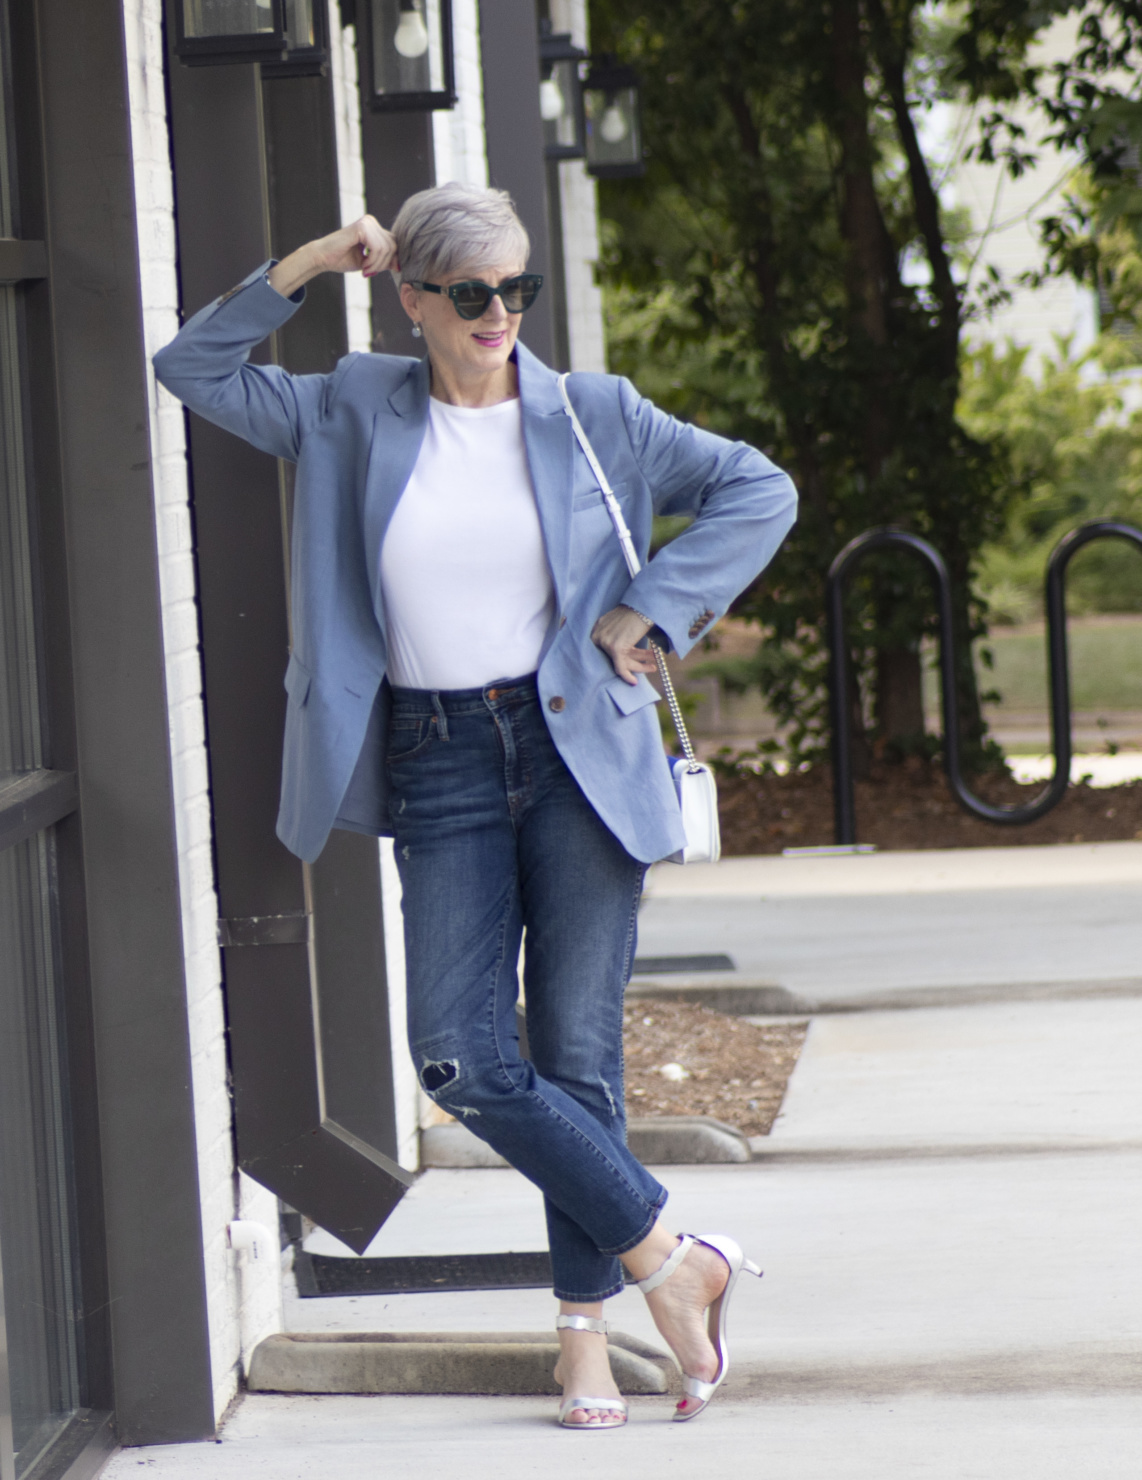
420,1058,459,1095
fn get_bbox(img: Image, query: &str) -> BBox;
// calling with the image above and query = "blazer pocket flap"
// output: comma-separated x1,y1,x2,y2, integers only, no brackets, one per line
606,674,662,715
284,653,312,705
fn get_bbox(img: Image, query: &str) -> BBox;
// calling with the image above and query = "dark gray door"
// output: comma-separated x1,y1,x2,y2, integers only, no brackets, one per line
0,52,81,1473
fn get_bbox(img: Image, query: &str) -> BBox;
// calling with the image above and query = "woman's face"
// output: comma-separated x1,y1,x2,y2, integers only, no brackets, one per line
401,260,526,386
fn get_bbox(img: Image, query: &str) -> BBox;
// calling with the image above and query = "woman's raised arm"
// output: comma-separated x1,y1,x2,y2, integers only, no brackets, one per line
267,215,398,299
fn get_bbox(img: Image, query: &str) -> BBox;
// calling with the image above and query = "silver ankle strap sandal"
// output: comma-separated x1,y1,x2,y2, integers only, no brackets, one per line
635,1233,763,1423
554,1315,628,1429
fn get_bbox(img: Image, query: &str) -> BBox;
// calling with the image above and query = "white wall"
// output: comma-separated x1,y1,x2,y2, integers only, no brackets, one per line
121,0,283,1424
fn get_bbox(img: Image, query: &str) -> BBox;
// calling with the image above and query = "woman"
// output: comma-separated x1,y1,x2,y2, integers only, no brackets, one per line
155,183,796,1428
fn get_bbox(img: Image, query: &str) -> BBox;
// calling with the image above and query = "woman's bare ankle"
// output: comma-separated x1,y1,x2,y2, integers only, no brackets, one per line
618,1220,681,1284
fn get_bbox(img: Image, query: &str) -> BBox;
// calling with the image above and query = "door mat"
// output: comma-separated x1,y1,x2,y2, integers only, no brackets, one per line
632,953,735,974
293,1250,558,1298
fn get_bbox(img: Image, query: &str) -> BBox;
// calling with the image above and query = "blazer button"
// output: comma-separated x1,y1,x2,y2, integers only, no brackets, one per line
548,696,566,713
559,616,567,629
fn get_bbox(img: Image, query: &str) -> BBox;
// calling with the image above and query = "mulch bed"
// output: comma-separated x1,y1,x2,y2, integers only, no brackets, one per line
717,759,1142,855
623,999,807,1138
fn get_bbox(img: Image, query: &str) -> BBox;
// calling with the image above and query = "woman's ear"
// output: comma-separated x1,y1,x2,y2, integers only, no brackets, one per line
398,280,420,325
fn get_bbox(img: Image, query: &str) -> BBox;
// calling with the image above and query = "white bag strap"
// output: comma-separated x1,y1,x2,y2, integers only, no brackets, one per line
557,372,702,772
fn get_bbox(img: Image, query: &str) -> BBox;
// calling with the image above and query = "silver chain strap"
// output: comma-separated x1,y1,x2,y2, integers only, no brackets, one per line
557,373,702,774
649,641,700,770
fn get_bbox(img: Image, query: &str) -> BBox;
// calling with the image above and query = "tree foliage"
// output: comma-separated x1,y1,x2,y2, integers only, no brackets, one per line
961,339,1142,623
588,0,1132,768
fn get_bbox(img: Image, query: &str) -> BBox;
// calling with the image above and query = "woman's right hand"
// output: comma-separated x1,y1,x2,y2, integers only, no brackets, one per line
267,216,397,299
312,216,398,277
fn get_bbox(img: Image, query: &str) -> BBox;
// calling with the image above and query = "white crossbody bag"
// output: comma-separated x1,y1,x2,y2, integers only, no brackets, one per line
557,374,721,865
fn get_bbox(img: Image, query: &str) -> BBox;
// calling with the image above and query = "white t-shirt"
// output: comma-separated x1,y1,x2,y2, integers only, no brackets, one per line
379,395,555,690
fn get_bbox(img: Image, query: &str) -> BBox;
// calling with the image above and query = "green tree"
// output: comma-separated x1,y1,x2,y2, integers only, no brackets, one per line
591,0,1012,769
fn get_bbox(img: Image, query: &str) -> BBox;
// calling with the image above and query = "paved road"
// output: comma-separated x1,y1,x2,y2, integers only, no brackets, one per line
636,841,1142,1005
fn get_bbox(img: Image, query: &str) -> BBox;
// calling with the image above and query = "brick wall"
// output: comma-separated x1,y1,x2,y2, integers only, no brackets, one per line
121,0,283,1422
433,0,489,188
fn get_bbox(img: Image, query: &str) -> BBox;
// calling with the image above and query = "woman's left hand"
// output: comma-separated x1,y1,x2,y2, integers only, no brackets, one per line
591,606,657,685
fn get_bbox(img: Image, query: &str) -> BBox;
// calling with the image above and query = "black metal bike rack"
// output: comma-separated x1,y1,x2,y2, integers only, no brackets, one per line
825,519,1142,846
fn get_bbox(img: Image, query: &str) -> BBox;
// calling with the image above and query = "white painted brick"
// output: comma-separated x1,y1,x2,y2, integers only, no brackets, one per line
432,0,487,189
329,7,373,353
157,553,198,605
169,699,205,760
380,839,420,1170
164,648,205,707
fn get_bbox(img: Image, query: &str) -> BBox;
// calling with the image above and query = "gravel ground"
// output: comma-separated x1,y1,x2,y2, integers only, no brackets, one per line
623,999,807,1137
717,761,1142,855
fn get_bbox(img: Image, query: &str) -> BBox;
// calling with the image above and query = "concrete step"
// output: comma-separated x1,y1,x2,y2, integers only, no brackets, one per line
421,1115,750,1169
248,1329,674,1396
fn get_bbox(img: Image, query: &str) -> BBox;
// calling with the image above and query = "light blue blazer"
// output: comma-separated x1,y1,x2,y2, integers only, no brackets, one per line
154,264,798,865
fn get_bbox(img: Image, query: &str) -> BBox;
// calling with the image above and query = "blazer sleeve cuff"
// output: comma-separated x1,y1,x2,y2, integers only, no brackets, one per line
179,260,305,335
619,580,714,659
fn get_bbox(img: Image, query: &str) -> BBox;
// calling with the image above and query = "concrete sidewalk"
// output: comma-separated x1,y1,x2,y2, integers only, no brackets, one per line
102,845,1142,1478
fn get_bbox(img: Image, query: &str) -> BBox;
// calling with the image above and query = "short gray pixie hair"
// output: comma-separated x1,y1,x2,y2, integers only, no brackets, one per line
391,182,530,286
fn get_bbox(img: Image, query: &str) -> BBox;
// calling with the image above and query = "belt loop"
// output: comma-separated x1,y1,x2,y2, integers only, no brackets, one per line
430,691,449,741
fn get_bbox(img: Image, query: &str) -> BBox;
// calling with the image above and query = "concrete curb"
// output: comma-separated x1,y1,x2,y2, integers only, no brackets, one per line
421,1115,750,1169
627,974,1142,1016
627,977,800,1015
248,1330,675,1396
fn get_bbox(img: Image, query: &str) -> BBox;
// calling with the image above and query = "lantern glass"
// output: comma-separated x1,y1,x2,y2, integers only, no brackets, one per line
584,84,642,177
370,0,454,109
181,0,278,37
261,0,329,75
175,0,286,63
283,0,315,48
541,57,585,158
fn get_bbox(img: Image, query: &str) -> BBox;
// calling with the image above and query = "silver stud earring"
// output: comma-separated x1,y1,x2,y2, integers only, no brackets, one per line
411,323,422,338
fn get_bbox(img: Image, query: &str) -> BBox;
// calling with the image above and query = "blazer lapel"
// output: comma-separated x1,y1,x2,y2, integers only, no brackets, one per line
362,356,431,624
516,342,573,618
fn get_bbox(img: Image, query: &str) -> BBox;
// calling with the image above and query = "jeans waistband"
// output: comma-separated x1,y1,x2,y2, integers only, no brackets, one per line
389,672,539,718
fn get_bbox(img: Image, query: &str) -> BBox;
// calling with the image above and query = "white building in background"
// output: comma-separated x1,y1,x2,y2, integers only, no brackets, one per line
946,16,1099,369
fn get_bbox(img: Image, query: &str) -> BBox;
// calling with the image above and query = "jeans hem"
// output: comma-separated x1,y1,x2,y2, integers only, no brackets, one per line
597,1186,668,1258
552,1281,626,1303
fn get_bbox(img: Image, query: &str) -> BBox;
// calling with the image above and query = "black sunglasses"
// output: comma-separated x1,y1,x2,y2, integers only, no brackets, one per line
410,273,544,320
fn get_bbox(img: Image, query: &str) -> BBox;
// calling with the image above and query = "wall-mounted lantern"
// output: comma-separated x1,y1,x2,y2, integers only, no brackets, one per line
262,0,330,77
174,0,328,72
174,0,287,65
539,21,587,161
364,0,456,111
583,56,644,179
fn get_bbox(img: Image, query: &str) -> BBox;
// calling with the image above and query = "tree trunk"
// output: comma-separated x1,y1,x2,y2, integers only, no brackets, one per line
873,646,926,753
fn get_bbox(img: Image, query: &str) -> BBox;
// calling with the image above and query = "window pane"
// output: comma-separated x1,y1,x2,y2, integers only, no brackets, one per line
0,831,79,1476
0,280,39,779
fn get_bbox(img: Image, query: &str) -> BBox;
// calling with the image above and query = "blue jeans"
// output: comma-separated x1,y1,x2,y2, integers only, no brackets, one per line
388,674,667,1301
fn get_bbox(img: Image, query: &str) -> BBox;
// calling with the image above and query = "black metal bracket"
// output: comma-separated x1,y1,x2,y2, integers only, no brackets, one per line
826,519,1142,846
